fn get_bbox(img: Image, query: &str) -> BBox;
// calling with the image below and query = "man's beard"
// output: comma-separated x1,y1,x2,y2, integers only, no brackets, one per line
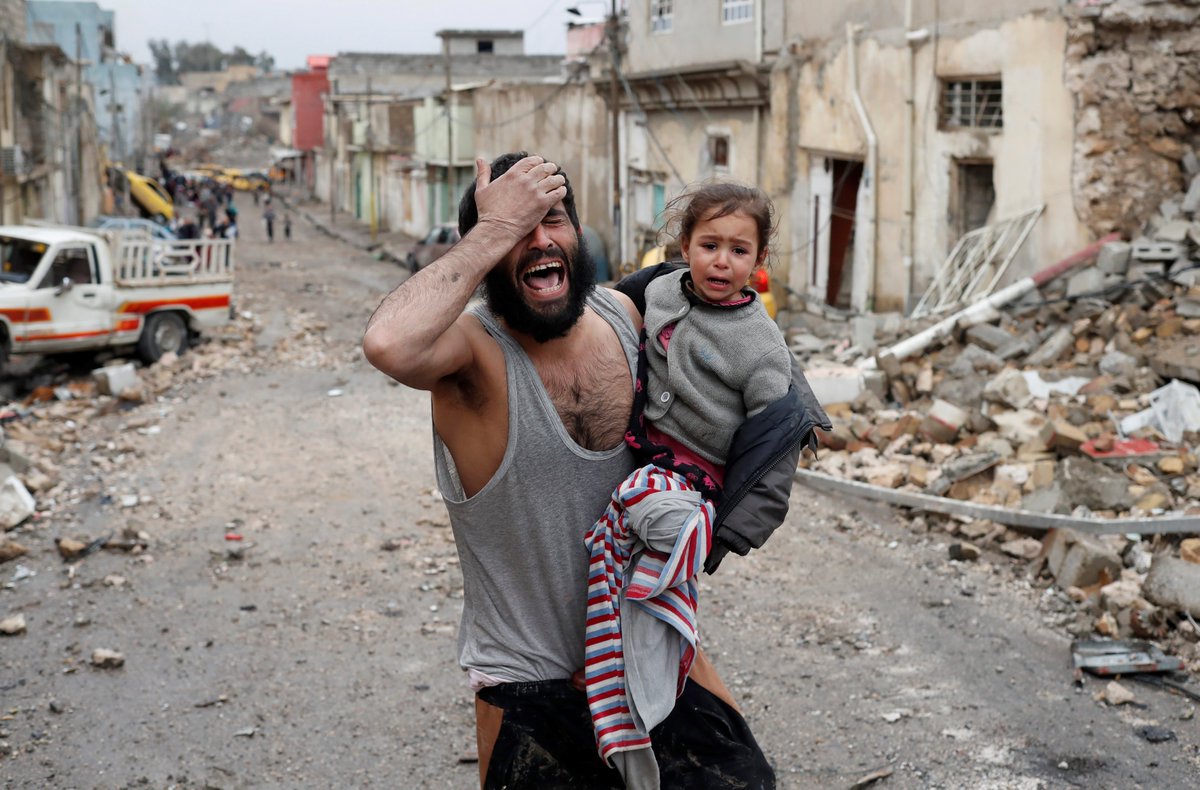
484,235,597,343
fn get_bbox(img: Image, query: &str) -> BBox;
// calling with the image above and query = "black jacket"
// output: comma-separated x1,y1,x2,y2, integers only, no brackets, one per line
615,263,832,573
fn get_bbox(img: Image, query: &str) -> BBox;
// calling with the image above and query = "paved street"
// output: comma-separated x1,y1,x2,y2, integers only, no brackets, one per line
1,200,1197,789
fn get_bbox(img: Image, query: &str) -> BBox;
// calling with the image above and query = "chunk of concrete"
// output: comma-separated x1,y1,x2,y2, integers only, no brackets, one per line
851,316,877,354
1182,173,1200,214
965,324,1015,353
983,368,1033,409
1060,456,1135,513
1142,555,1200,617
1099,350,1138,378
948,344,1004,375
806,366,865,406
1155,219,1191,243
1043,528,1123,589
92,363,140,397
1025,326,1074,368
0,475,35,529
1096,241,1132,276
991,409,1054,449
1067,267,1107,298
919,398,969,444
1131,239,1185,261
1185,150,1200,178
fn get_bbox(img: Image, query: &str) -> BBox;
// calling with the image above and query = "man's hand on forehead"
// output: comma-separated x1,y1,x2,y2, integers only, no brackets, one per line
473,155,568,243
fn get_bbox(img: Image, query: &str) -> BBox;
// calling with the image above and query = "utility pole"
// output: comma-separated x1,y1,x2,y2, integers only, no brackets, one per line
367,75,376,242
108,68,122,165
75,22,85,224
443,33,453,224
607,0,622,272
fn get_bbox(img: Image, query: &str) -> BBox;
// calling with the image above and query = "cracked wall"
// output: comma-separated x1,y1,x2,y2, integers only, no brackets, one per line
1067,0,1200,236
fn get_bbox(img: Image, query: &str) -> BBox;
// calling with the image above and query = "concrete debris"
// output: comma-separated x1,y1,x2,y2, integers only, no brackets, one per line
795,184,1200,662
1143,556,1200,618
90,648,125,668
0,613,26,635
1100,681,1136,706
92,363,140,397
1044,528,1123,589
0,476,36,529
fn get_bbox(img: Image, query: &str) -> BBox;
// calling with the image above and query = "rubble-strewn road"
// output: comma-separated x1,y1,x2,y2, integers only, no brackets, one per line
2,202,1197,789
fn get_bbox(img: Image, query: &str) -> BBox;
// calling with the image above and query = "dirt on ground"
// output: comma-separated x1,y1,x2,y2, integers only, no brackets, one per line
1,201,1197,789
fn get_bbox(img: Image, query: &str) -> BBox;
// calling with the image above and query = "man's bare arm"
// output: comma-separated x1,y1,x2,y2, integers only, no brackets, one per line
362,155,566,390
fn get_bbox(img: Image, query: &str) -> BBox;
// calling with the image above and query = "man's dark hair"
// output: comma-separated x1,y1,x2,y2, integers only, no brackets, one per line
457,151,581,238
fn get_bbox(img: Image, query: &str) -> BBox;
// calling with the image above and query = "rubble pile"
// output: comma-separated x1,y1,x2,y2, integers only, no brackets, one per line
791,193,1200,664
0,315,260,599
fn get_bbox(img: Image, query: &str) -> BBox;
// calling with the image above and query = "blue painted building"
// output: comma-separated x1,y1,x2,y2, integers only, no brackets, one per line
26,1,147,167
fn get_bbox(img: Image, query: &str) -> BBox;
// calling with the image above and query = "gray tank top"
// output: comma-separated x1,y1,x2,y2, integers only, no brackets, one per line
433,290,639,681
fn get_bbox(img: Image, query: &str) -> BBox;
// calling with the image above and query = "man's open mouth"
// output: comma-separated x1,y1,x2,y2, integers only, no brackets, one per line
521,261,567,296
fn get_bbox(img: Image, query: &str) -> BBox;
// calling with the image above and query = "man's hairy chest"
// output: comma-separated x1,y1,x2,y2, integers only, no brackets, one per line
539,343,631,452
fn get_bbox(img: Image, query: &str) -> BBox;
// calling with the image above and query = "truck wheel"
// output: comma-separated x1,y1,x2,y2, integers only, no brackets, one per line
137,312,189,363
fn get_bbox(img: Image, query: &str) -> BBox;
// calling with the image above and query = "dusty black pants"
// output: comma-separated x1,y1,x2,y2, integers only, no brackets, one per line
476,678,776,789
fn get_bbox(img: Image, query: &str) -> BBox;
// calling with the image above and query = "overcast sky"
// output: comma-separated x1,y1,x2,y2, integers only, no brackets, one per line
98,0,589,69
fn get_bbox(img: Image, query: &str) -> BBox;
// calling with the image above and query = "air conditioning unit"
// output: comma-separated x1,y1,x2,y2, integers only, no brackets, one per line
0,146,27,177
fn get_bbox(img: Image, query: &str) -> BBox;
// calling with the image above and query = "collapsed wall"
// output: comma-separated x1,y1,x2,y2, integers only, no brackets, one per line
1066,0,1200,237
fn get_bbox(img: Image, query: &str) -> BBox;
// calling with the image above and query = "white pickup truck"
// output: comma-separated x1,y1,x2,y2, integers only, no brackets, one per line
0,226,234,367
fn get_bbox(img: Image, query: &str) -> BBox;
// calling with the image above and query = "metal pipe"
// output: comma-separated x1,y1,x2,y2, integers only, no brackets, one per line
845,23,877,313
902,0,915,313
858,232,1120,369
609,0,622,271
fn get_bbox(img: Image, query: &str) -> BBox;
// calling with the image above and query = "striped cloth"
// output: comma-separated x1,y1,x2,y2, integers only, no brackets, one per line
583,464,714,765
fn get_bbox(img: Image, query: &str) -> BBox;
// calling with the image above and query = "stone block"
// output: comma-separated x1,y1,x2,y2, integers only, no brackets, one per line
1126,261,1166,283
1053,421,1088,453
851,315,877,353
1021,484,1063,514
1099,350,1138,377
1183,173,1200,214
1043,528,1123,589
1143,556,1200,617
1067,267,1107,298
1155,219,1191,243
965,323,1015,353
1096,241,1132,275
919,398,969,444
1060,456,1135,512
806,367,865,406
1025,326,1074,368
0,475,35,529
862,369,887,400
983,368,1033,409
92,363,140,397
1131,239,1185,262
1185,150,1200,179
1168,257,1200,287
991,409,1053,449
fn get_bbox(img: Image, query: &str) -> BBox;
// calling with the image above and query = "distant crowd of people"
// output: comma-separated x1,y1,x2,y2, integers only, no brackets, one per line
160,159,291,243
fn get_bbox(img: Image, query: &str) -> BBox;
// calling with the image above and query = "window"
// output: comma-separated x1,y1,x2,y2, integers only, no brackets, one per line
650,0,673,34
476,40,494,54
39,247,94,289
709,135,730,170
940,78,1003,130
722,0,753,24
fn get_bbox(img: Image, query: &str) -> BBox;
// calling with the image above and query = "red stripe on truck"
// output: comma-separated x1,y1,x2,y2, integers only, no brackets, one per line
118,294,230,314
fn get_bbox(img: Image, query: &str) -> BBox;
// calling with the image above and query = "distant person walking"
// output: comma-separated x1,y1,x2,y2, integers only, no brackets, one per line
283,212,292,241
264,204,276,243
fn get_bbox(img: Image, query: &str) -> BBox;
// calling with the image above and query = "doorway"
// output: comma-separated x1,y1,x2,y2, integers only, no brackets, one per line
807,156,862,308
953,160,995,241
